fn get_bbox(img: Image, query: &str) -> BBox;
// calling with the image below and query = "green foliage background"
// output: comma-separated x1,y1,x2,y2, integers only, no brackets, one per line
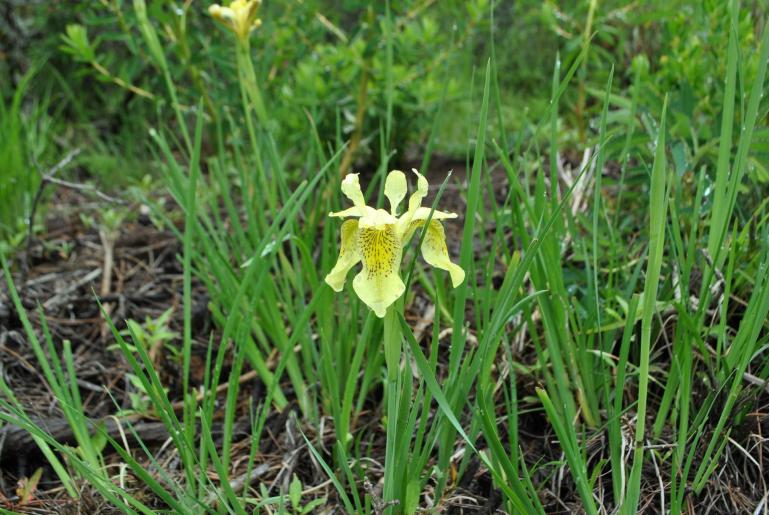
3,1,764,198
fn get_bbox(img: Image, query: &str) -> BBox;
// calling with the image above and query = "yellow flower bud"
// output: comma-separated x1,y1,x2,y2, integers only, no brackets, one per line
207,0,262,43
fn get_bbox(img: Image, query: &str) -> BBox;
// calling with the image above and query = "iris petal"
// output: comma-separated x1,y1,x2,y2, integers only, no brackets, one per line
353,225,405,317
406,169,429,214
341,173,366,209
324,219,361,291
396,169,430,238
384,170,407,215
417,220,465,287
329,207,362,218
411,206,457,221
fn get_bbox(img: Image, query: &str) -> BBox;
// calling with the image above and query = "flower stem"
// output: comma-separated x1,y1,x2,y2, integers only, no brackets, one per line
383,305,402,512
234,39,275,220
235,40,269,127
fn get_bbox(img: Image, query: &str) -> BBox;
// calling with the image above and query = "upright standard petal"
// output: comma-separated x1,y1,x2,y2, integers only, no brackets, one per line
353,225,405,317
341,173,367,209
396,169,430,238
406,169,429,214
419,220,465,287
384,170,407,215
325,219,361,291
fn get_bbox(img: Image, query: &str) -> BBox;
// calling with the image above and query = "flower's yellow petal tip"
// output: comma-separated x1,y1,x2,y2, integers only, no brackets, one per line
341,173,366,208
448,264,465,288
411,168,428,191
353,272,405,318
323,274,343,292
341,173,361,187
384,170,407,215
412,207,458,221
329,206,362,218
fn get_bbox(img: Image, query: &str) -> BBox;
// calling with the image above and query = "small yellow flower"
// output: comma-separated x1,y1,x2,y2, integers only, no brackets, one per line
208,0,262,42
325,170,465,317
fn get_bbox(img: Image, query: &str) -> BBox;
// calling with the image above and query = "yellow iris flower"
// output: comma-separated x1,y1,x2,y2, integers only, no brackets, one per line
325,170,465,317
208,0,262,42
